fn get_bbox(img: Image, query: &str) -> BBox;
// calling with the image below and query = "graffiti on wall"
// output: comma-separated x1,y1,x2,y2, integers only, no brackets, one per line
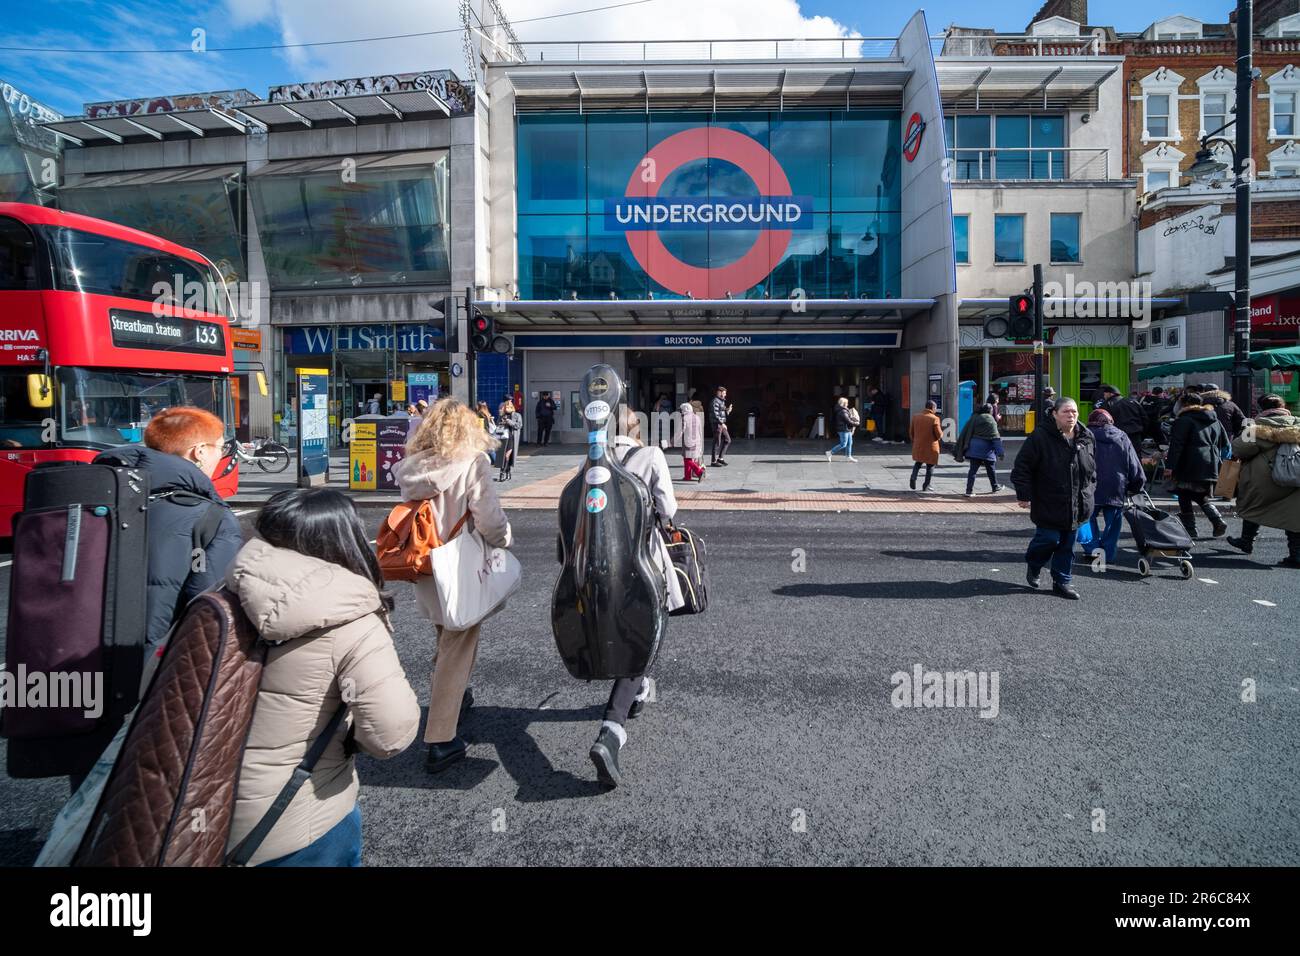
268,70,472,114
84,89,259,119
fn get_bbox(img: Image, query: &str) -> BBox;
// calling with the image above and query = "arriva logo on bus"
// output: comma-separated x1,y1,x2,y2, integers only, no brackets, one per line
604,128,812,299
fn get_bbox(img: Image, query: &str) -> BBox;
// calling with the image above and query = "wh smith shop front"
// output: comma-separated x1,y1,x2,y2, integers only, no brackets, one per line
477,17,958,443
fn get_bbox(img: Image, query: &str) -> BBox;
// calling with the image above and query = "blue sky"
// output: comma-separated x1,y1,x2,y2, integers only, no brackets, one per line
0,0,1237,117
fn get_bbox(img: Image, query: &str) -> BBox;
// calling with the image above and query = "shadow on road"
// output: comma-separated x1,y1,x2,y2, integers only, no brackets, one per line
773,579,1028,600
0,827,44,867
362,704,609,803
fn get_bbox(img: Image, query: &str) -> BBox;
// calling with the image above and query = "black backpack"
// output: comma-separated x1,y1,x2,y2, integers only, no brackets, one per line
2,462,227,780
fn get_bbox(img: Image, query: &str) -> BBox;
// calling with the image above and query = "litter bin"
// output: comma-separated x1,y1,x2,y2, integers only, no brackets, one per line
814,412,826,438
747,412,757,439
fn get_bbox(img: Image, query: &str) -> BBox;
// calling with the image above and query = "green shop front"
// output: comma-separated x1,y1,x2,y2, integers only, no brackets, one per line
958,323,1130,434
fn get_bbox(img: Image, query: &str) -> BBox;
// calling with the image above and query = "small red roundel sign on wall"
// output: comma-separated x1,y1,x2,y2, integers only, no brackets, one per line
903,112,926,163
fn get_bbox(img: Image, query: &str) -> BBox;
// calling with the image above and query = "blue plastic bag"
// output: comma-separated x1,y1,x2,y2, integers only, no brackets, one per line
1076,520,1094,547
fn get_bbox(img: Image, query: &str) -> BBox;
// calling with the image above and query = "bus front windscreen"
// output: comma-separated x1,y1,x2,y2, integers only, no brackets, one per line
58,368,232,449
45,225,233,318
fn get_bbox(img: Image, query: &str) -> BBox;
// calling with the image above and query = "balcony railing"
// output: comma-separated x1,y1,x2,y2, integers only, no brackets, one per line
938,34,1107,57
947,147,1110,181
508,37,900,62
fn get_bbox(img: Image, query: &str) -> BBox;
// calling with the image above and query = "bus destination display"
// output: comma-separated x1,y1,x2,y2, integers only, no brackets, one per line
108,309,226,355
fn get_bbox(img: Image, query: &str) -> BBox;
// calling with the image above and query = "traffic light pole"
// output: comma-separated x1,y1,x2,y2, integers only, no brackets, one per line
1032,263,1045,428
1230,0,1254,412
465,285,476,407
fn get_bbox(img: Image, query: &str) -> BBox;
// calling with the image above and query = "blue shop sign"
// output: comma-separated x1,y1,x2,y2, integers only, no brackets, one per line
285,323,446,354
509,330,901,350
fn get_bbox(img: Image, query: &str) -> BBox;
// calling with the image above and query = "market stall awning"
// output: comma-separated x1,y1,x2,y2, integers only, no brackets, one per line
1137,346,1300,379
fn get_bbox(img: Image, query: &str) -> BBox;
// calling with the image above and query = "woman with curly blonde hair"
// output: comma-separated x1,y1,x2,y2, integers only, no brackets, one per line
393,398,513,773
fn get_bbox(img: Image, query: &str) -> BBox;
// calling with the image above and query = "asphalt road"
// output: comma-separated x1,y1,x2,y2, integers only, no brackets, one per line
2,509,1297,866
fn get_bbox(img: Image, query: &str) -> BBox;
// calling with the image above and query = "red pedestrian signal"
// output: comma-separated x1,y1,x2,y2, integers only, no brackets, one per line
471,311,493,351
1008,294,1035,338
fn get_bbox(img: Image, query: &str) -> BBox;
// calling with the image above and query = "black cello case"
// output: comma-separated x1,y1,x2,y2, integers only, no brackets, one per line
551,365,668,680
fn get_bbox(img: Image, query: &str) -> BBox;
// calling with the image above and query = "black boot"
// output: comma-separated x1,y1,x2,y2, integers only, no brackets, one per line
589,724,624,789
909,467,918,491
425,736,468,774
1178,510,1199,541
1227,522,1259,555
1281,532,1300,569
1200,501,1228,538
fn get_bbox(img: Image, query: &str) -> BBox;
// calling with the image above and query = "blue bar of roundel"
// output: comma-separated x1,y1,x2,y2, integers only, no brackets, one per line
603,197,815,232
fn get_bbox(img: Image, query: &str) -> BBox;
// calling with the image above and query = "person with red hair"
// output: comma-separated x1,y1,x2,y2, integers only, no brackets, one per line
96,405,242,651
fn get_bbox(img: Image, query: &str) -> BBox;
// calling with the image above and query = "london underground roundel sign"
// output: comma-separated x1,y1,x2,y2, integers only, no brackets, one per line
604,127,812,298
903,112,926,163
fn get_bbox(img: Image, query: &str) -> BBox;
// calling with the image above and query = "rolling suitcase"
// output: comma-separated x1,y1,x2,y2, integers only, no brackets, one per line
2,462,150,778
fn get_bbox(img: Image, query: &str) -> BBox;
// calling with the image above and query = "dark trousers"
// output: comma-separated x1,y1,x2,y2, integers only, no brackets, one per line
712,424,731,462
604,676,646,725
910,461,933,487
538,420,553,445
1027,525,1079,585
965,459,997,493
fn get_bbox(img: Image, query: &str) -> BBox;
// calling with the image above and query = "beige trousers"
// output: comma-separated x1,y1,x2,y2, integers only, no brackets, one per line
423,623,482,744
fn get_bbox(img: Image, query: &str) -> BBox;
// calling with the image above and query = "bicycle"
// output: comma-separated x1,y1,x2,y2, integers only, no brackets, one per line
223,436,292,473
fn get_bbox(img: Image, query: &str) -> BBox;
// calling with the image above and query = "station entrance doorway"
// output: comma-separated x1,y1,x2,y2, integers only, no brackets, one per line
626,349,893,439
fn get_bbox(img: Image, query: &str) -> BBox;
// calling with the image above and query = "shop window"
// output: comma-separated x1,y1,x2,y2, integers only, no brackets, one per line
1049,213,1081,264
993,214,1025,264
251,158,449,290
953,214,969,264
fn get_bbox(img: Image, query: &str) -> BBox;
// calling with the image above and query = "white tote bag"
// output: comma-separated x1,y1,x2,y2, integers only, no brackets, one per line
418,525,522,630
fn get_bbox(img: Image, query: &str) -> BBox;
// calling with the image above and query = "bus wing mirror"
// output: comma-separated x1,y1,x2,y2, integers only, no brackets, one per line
27,373,53,409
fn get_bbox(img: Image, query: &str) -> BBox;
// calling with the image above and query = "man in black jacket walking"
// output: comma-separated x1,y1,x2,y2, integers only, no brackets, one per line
535,390,557,446
710,385,732,466
1010,398,1098,600
1098,384,1147,451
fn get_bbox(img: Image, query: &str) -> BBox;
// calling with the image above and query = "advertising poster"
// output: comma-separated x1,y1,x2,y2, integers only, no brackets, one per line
377,419,410,491
349,421,377,490
408,371,440,406
297,369,330,487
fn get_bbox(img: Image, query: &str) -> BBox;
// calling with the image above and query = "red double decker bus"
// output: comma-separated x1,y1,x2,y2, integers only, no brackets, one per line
0,203,239,534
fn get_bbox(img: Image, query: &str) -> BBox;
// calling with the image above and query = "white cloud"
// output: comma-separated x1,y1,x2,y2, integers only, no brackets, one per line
225,0,858,84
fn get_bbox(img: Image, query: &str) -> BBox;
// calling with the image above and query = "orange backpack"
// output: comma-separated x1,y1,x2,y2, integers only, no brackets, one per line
376,501,469,582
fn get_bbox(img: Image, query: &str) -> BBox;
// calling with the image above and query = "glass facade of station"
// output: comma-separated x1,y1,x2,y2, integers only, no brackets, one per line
516,111,902,300
249,153,450,290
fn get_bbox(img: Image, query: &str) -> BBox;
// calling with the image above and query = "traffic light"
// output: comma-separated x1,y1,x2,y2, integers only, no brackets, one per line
470,309,493,351
440,295,458,352
1008,293,1035,338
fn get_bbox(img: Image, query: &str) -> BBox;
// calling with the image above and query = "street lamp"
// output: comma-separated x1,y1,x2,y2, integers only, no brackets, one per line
1189,0,1258,413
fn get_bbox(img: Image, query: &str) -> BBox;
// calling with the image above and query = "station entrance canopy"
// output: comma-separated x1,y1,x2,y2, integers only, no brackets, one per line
473,297,929,350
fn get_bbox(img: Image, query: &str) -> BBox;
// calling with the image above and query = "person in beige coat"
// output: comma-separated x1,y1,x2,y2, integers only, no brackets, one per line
393,398,513,773
224,488,420,867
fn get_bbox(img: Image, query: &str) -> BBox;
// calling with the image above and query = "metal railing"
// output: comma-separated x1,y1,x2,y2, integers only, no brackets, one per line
508,37,900,62
947,147,1110,181
937,34,1107,57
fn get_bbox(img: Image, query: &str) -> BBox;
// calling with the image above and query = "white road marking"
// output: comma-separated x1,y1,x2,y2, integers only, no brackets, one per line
0,559,11,568
1198,578,1218,585
1254,599,1277,607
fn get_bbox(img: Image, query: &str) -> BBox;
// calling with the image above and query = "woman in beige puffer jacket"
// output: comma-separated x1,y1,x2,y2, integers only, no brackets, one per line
224,488,420,866
393,398,513,774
